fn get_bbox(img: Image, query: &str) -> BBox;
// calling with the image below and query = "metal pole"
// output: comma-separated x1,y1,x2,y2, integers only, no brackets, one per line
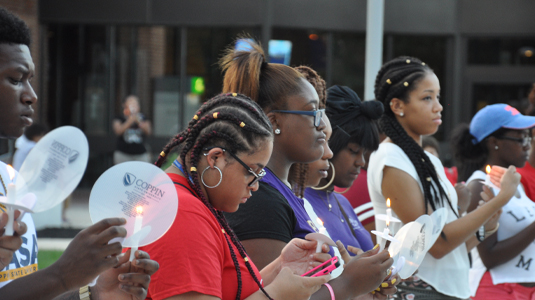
364,0,385,101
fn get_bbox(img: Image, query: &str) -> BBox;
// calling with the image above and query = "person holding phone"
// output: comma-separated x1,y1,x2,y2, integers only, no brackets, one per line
113,95,152,164
145,93,332,300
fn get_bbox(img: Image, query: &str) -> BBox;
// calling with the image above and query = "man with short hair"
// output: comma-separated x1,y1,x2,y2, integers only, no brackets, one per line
0,7,158,299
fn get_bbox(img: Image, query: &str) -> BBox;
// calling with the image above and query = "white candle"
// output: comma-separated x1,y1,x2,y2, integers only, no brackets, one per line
4,165,16,236
379,227,389,252
386,198,392,230
130,206,143,261
484,165,492,187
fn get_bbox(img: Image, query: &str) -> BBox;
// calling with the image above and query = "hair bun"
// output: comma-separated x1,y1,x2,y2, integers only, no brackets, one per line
360,100,384,120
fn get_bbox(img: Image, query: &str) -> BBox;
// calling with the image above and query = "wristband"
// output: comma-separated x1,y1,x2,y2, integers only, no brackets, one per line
324,283,335,300
485,223,500,237
79,285,91,300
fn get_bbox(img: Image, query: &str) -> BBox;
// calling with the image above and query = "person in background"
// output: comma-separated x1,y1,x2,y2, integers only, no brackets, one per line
422,135,471,215
451,103,535,299
113,95,152,164
12,123,47,171
333,126,385,238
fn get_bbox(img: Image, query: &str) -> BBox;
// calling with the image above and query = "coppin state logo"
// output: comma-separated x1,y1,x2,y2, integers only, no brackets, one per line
123,173,137,186
51,140,80,164
68,151,79,164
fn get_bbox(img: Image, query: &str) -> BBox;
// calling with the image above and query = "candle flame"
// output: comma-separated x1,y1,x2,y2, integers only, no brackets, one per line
386,220,390,227
386,198,391,208
136,206,143,215
486,165,491,174
316,217,324,227
6,165,15,181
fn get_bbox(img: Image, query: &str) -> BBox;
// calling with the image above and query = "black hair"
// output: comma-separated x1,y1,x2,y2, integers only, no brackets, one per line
326,88,383,157
23,123,48,141
0,8,31,47
374,56,454,217
451,124,510,182
422,136,440,156
155,93,273,300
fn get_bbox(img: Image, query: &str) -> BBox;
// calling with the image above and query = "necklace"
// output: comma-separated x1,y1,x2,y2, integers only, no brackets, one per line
316,190,344,223
265,167,292,190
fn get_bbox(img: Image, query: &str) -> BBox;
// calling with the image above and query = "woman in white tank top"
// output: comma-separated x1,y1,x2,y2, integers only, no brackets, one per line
452,103,535,300
368,57,520,300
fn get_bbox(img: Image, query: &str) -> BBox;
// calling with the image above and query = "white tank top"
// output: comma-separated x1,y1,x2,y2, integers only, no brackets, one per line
368,143,470,299
467,170,535,295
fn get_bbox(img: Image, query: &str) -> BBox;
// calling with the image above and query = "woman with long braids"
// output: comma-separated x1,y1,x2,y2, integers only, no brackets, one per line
452,104,535,300
141,93,332,300
368,56,520,299
222,39,394,300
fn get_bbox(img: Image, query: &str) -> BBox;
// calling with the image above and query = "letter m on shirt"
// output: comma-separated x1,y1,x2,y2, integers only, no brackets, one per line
516,255,532,271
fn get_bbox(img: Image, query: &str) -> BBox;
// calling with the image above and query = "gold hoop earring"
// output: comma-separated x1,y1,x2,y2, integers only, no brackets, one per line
311,162,335,190
336,187,350,194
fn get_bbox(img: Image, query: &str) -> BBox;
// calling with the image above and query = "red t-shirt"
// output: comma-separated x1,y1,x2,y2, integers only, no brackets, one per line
334,169,375,226
142,173,263,300
518,162,535,202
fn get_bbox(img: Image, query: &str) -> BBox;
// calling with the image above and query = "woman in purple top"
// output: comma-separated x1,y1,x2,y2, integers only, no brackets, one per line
301,86,382,254
221,39,394,300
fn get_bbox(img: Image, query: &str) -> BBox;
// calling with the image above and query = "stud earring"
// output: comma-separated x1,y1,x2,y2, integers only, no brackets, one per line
400,112,404,117
495,146,499,150
275,129,281,135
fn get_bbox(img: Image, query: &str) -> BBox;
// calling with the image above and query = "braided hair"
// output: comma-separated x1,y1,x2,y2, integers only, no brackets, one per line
374,56,454,216
155,93,274,300
290,66,327,197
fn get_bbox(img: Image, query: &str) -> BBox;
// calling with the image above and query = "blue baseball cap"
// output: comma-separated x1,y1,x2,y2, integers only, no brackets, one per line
470,104,535,144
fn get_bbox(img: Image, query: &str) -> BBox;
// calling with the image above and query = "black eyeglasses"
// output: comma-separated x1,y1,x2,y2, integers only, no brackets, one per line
203,147,266,186
497,136,532,147
270,109,325,127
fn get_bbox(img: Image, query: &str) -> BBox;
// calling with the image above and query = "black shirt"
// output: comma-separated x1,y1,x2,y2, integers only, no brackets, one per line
115,115,147,155
224,181,297,243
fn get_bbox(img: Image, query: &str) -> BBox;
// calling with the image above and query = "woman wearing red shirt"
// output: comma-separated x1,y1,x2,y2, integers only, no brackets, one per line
144,93,331,300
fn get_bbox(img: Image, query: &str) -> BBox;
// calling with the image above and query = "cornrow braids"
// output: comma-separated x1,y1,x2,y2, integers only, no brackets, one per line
155,93,268,167
374,56,456,218
295,66,327,109
156,93,273,300
290,66,326,197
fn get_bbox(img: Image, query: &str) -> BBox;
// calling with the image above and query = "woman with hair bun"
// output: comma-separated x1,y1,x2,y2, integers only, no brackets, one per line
368,56,520,299
301,85,381,254
452,104,535,300
222,39,394,300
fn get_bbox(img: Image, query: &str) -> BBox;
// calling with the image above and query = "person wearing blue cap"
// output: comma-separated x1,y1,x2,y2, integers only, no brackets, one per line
452,103,535,299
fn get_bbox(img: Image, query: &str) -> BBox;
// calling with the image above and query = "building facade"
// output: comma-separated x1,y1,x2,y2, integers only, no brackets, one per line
2,0,535,185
